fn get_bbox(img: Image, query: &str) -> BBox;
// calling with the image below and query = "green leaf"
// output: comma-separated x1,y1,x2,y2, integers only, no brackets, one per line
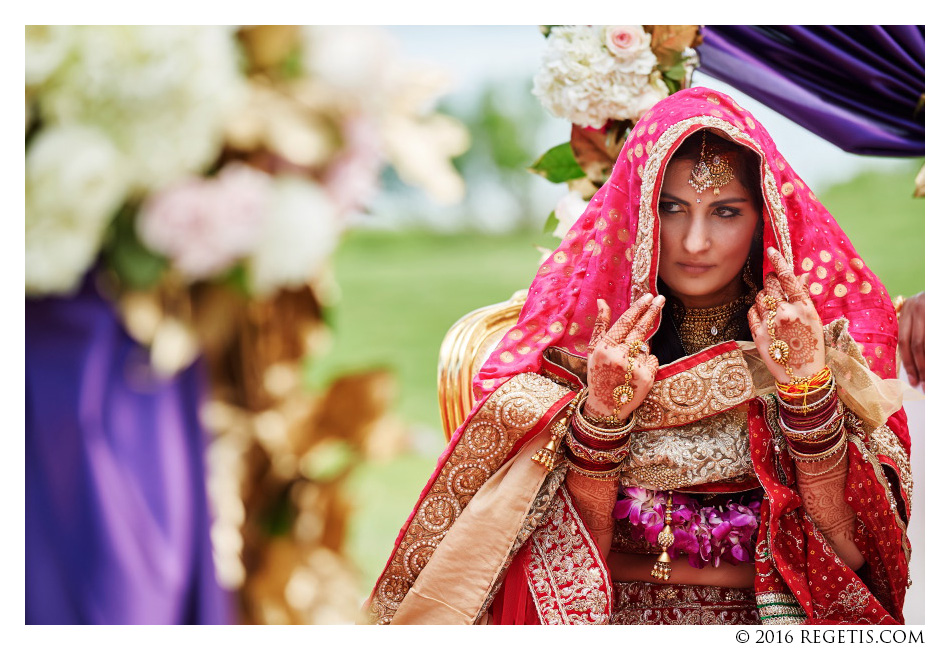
219,263,252,298
543,210,559,235
103,210,167,290
279,46,304,79
528,142,586,183
665,61,686,81
662,74,680,96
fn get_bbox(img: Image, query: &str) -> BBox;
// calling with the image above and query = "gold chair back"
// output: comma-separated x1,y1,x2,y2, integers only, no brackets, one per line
437,290,527,440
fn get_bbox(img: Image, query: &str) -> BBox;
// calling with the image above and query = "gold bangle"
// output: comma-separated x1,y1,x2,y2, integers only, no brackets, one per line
778,381,837,414
794,444,848,477
565,457,622,481
574,390,636,440
564,429,630,465
787,432,847,463
780,403,845,442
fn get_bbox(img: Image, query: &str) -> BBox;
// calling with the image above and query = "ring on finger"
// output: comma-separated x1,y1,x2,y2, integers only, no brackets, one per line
611,347,637,422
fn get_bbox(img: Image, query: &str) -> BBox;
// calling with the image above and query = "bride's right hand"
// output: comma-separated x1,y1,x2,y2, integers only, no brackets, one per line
585,294,665,422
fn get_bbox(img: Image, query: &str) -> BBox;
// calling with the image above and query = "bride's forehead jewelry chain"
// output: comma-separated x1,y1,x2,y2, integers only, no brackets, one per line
688,130,735,203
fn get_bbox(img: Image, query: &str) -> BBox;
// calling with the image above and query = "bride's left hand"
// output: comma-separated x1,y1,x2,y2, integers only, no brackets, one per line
748,247,825,384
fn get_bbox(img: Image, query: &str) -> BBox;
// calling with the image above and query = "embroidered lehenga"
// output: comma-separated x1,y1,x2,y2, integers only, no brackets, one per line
367,88,912,625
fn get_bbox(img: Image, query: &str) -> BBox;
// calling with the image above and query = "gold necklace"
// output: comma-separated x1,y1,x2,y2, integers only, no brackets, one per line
669,292,753,355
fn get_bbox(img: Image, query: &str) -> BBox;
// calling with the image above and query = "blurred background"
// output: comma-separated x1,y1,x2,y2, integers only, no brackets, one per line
25,25,924,625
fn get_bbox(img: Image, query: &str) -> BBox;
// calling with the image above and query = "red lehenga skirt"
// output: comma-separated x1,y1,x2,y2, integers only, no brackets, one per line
610,581,759,625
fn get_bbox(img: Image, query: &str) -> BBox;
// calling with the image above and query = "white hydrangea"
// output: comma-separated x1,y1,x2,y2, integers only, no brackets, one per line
248,176,341,297
533,25,667,129
25,25,74,87
36,26,245,193
26,125,130,295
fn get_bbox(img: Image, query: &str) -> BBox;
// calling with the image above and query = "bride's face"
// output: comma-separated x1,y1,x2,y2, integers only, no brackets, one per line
657,156,761,309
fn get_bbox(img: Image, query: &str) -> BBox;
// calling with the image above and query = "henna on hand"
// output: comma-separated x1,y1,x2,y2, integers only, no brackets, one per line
585,363,628,419
775,318,819,367
749,248,826,382
795,451,863,568
566,470,619,552
585,295,664,420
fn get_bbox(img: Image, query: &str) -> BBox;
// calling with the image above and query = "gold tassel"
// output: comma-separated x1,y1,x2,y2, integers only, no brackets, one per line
651,493,675,581
532,415,567,471
532,393,579,471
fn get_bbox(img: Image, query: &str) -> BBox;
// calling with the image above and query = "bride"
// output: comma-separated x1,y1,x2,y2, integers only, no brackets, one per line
367,87,911,625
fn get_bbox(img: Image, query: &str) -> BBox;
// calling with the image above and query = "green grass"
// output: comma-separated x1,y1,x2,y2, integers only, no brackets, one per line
322,165,924,594
306,228,558,435
819,161,924,297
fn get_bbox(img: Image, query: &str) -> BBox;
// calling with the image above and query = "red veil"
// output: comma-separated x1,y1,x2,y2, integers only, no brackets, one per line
369,87,912,624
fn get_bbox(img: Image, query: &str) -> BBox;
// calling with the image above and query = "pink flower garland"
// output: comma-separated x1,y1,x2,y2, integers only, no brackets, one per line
613,487,761,569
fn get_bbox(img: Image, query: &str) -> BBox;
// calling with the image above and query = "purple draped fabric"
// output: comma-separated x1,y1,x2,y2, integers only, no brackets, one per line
699,26,924,156
26,274,233,624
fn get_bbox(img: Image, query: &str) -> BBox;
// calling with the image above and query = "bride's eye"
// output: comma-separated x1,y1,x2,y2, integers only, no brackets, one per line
659,201,683,214
715,206,740,219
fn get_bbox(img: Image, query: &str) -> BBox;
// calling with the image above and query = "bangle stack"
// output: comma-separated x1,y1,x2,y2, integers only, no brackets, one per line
775,366,833,411
776,366,849,475
564,388,633,481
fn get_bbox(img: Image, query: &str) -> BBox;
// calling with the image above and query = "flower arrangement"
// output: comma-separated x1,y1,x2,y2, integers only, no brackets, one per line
26,25,468,304
613,487,761,569
25,25,469,625
530,25,701,241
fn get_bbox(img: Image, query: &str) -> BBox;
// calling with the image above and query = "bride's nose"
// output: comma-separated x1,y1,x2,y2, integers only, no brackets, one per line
683,214,711,254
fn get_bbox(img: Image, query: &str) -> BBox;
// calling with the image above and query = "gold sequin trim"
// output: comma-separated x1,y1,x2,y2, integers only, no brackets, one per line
526,487,612,625
369,373,570,624
622,408,754,490
849,433,911,568
634,348,755,429
867,423,913,514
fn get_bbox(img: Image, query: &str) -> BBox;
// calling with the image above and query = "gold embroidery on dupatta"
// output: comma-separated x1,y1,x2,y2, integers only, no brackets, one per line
813,579,873,623
866,423,913,512
632,116,792,301
621,409,754,490
369,372,569,624
474,463,568,623
526,487,612,625
634,348,755,428
848,432,912,567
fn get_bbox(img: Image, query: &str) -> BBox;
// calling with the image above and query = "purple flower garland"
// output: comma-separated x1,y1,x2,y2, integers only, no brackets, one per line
613,487,761,569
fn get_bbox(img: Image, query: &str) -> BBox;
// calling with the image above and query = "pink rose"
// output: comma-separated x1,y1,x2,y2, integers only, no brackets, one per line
605,25,649,59
137,163,269,279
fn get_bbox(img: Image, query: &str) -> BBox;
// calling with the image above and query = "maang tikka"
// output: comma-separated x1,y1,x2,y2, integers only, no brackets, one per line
688,131,735,202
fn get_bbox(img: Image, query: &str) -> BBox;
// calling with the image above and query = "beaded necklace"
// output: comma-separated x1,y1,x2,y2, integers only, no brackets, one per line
669,291,754,355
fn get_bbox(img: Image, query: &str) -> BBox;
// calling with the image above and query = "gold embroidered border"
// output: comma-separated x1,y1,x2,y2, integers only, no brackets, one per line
526,486,612,625
474,463,568,623
867,423,913,514
634,347,755,429
632,115,792,301
621,408,754,490
369,372,570,624
849,433,912,568
755,574,806,625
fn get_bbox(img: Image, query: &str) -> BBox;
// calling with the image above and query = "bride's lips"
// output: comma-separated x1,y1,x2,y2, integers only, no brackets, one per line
676,262,715,274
